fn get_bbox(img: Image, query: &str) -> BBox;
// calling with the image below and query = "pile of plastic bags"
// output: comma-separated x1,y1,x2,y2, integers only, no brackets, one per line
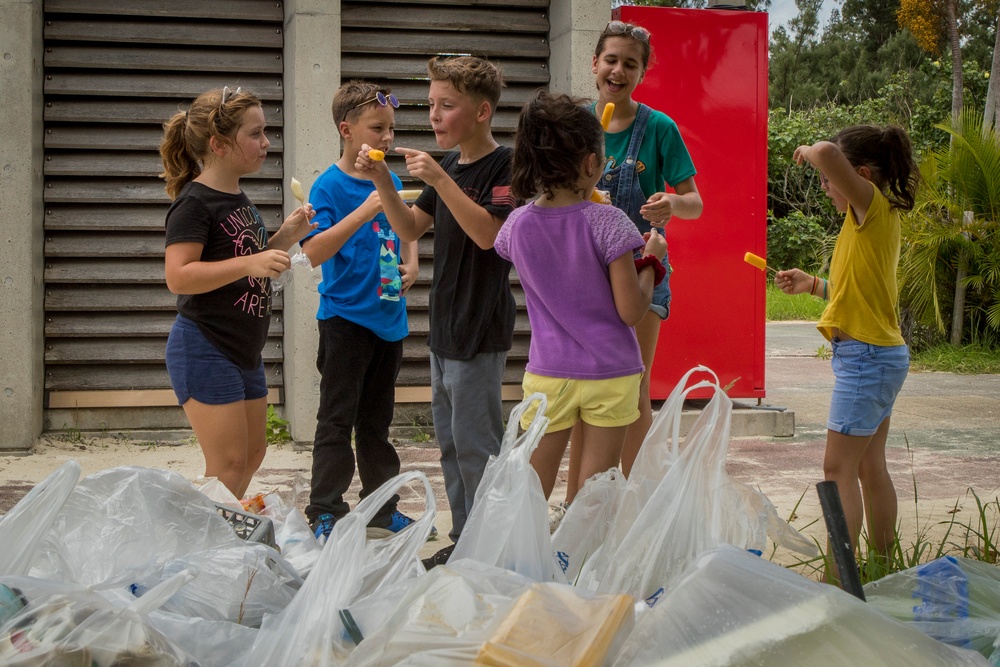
0,367,994,666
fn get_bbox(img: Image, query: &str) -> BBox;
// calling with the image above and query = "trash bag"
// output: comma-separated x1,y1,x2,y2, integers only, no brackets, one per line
551,468,626,584
865,555,1000,663
583,374,813,602
0,570,200,666
612,545,990,666
31,466,242,587
0,460,80,577
146,609,257,667
451,393,565,583
267,502,322,579
129,543,299,627
343,561,535,667
239,470,436,667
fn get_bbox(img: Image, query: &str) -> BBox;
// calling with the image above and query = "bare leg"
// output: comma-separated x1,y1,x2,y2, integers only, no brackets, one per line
822,428,879,554
530,428,572,500
621,311,660,477
239,396,270,498
183,398,252,497
565,423,583,503
858,418,897,554
575,423,627,493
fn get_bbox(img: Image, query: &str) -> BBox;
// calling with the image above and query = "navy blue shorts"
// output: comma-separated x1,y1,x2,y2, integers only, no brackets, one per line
165,315,267,405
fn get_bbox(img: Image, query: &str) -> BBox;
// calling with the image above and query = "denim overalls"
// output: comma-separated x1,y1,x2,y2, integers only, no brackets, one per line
599,103,671,319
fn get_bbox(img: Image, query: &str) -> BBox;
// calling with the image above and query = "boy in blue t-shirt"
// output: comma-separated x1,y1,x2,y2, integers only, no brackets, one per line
300,80,423,542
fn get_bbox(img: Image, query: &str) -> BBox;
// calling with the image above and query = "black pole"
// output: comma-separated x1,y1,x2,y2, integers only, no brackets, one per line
816,480,866,601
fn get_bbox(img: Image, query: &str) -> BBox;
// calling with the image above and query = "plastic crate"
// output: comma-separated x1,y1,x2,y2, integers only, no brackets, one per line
215,503,277,549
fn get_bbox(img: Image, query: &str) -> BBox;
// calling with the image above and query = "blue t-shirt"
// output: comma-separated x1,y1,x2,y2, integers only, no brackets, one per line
304,164,408,342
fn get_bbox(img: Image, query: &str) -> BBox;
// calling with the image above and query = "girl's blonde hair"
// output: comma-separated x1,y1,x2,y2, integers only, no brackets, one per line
159,87,262,200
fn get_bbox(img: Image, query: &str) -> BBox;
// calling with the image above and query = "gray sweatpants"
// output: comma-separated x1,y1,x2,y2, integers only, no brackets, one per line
430,350,507,542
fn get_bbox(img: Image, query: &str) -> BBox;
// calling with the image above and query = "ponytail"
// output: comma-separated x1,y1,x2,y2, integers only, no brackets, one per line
833,124,920,211
159,111,200,200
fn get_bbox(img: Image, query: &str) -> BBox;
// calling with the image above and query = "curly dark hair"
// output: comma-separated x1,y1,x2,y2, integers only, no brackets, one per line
512,90,604,201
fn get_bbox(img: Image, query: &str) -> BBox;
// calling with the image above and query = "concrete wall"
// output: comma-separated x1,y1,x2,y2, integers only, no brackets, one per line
0,0,44,452
550,0,608,98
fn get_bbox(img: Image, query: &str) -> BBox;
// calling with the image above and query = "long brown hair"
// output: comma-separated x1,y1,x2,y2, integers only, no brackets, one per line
159,87,262,200
834,124,920,211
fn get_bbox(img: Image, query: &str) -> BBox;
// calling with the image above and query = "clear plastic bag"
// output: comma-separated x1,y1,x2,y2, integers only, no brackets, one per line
271,251,316,293
450,393,565,583
30,466,243,587
0,460,80,577
612,545,990,666
240,470,436,667
865,555,1000,662
584,372,813,602
551,468,626,584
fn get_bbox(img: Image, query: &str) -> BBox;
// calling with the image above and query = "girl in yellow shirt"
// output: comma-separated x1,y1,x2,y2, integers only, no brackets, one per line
775,125,919,567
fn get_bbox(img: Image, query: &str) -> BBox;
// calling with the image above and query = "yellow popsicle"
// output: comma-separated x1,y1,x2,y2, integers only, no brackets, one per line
600,102,615,130
744,251,774,274
590,189,610,204
368,149,385,161
290,177,306,205
398,189,422,201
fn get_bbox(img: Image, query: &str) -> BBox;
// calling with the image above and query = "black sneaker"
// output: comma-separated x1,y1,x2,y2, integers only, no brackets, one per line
421,543,456,571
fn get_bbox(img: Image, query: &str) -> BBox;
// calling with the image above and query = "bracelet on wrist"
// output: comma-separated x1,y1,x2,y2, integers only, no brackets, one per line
634,254,667,286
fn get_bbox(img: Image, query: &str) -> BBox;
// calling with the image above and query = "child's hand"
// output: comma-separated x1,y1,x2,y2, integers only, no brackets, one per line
399,262,418,295
361,189,383,219
396,147,446,187
247,249,291,278
278,204,317,244
640,192,674,227
775,268,810,295
642,228,667,261
792,145,811,165
357,143,389,174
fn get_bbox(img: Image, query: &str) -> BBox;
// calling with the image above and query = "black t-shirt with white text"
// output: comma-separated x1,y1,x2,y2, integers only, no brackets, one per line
414,146,517,360
164,181,272,369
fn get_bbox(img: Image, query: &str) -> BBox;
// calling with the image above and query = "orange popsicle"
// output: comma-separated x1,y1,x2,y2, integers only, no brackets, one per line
744,252,775,274
368,149,385,161
600,102,615,130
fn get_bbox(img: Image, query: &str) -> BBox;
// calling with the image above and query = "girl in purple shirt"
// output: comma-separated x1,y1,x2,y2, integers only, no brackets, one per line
495,90,667,500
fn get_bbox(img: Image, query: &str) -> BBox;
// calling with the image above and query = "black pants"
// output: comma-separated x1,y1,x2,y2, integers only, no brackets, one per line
306,316,402,522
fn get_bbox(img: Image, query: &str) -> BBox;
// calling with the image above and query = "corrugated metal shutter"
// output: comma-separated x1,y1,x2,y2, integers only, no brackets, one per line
341,0,550,398
41,0,286,426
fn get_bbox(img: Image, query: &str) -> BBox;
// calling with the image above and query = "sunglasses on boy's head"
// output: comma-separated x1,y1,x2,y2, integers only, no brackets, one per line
605,20,650,43
350,91,400,114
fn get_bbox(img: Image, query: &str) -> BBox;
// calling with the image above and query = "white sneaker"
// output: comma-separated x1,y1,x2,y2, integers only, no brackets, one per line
548,501,569,533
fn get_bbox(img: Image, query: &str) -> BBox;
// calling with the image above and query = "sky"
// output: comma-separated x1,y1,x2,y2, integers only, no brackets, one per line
767,0,836,33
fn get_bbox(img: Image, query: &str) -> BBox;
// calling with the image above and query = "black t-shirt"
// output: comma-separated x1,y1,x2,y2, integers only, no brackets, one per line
164,181,272,369
415,146,516,360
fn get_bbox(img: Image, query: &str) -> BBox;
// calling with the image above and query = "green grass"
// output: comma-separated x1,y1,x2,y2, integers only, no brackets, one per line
910,343,1000,374
766,284,828,321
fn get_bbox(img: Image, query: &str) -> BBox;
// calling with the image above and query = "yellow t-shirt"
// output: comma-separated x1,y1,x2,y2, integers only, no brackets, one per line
816,182,906,346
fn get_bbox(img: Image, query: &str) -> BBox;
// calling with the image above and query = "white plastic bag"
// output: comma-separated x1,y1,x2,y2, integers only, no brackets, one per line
612,545,990,666
450,393,565,583
0,460,80,577
586,374,813,602
240,470,436,667
30,466,242,587
551,468,626,583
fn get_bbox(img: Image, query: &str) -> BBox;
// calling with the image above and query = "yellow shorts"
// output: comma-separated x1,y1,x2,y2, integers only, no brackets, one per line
519,372,641,432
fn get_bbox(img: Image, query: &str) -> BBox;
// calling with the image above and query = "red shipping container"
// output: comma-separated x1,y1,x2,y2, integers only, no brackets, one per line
614,5,769,399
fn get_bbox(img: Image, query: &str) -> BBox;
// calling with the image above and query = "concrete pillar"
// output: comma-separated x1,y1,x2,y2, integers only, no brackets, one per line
549,0,609,97
281,0,342,444
0,0,44,452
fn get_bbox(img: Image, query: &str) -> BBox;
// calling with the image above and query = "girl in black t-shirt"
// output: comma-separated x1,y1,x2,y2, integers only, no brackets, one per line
159,87,316,498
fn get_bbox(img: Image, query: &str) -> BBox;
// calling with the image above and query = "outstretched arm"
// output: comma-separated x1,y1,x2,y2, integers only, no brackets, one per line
357,144,434,242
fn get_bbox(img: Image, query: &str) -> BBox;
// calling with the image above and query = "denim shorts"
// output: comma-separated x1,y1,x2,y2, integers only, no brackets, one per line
634,248,671,320
520,371,641,432
827,339,909,437
165,315,267,405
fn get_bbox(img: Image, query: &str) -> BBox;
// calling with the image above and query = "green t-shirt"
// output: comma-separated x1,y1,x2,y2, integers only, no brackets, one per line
602,107,697,198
